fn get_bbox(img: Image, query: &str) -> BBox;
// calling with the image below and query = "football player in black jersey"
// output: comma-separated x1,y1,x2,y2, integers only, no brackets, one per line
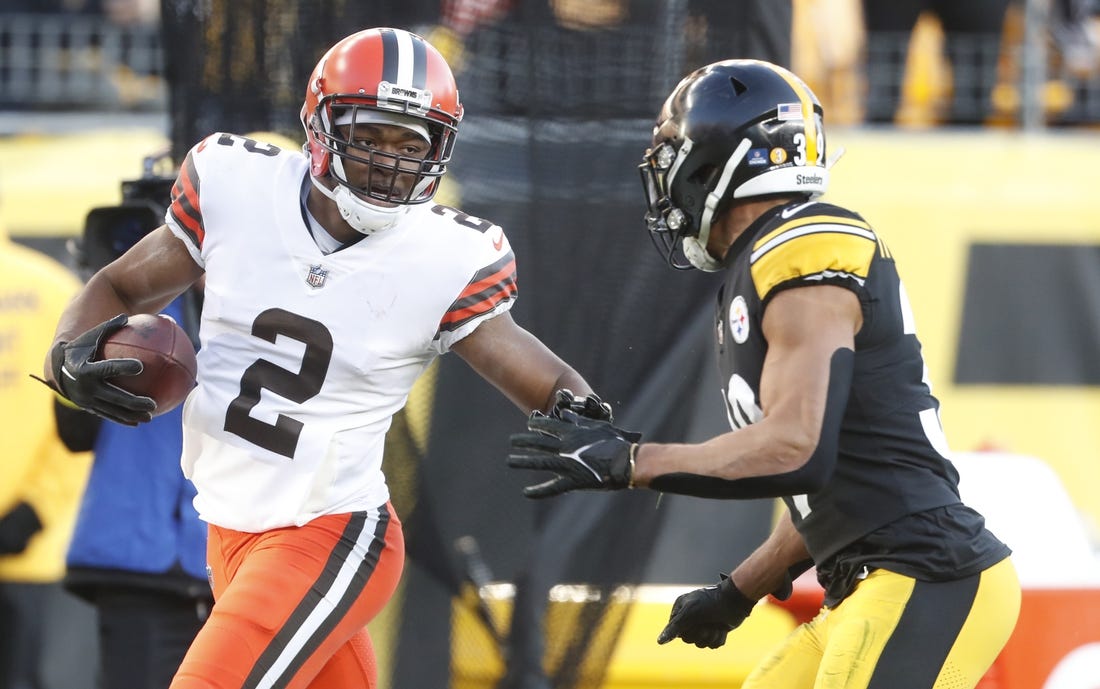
508,60,1019,689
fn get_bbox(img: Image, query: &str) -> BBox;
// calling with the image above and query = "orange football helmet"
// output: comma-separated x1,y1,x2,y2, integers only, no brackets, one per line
300,28,464,233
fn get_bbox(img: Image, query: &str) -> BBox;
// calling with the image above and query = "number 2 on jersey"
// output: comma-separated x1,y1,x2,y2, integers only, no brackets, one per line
224,308,333,458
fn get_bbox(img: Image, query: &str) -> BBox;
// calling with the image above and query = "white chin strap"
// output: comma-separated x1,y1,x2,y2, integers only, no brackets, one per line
309,175,410,235
681,237,723,272
682,138,752,272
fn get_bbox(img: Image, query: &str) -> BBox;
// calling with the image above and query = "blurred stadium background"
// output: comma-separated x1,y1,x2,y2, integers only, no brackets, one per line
2,1,1100,688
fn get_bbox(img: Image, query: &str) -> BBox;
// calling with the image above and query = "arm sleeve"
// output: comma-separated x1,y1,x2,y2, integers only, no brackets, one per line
649,348,854,499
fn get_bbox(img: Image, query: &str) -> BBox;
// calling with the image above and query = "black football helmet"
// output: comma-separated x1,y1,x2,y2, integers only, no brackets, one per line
639,60,829,271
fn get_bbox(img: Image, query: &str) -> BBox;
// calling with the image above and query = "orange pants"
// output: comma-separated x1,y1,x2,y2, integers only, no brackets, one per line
170,503,404,689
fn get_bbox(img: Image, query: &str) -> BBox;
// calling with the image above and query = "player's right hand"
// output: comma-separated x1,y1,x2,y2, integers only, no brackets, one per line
507,410,640,498
45,314,154,426
548,388,614,422
657,574,756,649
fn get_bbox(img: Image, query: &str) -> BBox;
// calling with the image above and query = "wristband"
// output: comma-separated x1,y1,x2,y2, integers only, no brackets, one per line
627,443,638,489
54,390,81,409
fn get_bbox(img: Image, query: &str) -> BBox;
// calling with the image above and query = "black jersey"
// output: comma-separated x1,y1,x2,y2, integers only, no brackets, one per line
715,199,1009,603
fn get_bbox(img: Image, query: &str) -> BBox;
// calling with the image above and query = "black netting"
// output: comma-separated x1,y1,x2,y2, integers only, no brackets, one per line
159,0,441,162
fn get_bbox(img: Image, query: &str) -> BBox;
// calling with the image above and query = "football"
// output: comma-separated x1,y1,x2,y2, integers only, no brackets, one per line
97,313,198,416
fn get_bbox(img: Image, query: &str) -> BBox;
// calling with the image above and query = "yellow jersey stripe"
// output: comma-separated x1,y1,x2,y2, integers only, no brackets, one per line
769,63,818,166
750,229,877,300
754,214,873,253
877,236,892,259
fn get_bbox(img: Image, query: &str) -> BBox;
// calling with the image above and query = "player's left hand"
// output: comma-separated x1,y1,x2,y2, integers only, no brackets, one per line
657,574,756,649
39,314,155,426
507,411,641,498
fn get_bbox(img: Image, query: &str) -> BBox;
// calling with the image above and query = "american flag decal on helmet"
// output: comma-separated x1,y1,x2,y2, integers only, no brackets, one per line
776,102,802,120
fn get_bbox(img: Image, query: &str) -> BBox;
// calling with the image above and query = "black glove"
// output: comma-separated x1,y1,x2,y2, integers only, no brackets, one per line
0,502,43,555
507,411,642,499
44,314,155,426
548,388,613,423
657,574,756,649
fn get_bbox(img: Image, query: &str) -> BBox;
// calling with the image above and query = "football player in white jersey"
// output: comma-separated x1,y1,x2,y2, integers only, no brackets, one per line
41,27,606,689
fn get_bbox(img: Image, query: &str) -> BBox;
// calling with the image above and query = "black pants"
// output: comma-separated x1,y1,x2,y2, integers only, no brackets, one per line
93,589,208,689
0,583,50,689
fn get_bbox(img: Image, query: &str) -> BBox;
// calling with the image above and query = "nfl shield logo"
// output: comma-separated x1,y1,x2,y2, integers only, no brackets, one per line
306,264,328,289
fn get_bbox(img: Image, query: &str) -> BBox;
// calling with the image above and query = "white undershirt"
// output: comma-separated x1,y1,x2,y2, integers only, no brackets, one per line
300,176,344,255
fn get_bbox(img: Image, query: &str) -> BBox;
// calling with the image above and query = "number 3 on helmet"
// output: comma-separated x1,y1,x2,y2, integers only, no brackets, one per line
300,28,464,234
639,60,830,272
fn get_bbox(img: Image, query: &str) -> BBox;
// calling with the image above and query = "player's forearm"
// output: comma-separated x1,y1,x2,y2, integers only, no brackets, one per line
643,418,811,477
629,350,853,498
43,273,161,384
630,416,820,494
52,278,127,341
51,267,185,342
730,510,811,600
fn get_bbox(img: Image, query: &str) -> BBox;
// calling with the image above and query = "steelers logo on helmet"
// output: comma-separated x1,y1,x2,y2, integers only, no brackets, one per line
639,59,830,271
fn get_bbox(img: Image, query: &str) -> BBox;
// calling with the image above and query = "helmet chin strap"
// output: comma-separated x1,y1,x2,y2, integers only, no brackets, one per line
682,138,752,272
681,235,723,272
312,158,411,235
309,176,409,235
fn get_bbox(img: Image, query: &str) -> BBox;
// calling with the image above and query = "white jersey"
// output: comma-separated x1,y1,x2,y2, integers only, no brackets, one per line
164,132,517,532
